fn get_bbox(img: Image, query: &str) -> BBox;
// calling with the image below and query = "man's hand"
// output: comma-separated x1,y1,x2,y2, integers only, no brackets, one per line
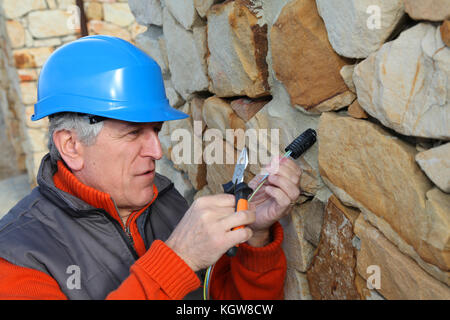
247,156,302,247
165,194,255,272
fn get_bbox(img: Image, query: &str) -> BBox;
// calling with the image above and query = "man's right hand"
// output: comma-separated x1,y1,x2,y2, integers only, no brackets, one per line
165,194,255,272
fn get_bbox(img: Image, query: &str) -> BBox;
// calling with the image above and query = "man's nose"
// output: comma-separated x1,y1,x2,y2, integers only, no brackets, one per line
141,129,163,160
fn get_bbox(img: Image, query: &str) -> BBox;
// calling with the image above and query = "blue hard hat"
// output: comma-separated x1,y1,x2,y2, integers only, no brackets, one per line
32,35,188,123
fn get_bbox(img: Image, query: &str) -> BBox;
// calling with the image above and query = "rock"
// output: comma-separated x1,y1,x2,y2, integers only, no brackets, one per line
441,20,450,47
156,155,195,205
0,107,22,181
302,198,326,247
193,185,212,201
0,175,30,219
284,269,312,300
194,0,219,18
318,112,450,281
316,0,405,58
270,0,351,110
17,69,38,82
280,204,316,273
205,139,239,194
88,20,131,41
230,97,270,122
306,195,361,300
6,20,25,49
354,274,385,300
354,23,450,140
163,8,209,99
425,188,450,255
158,119,174,162
404,0,450,21
13,47,54,69
165,0,199,30
103,3,135,27
130,22,148,40
186,161,207,191
128,0,163,26
202,96,246,138
55,0,76,10
190,96,206,134
340,65,356,93
167,103,207,191
355,215,450,300
164,80,184,108
33,38,62,48
84,1,103,21
347,100,368,119
304,90,355,114
416,143,450,192
26,128,47,153
2,0,46,19
134,26,168,75
207,1,270,98
27,10,76,39
158,36,169,70
19,81,37,105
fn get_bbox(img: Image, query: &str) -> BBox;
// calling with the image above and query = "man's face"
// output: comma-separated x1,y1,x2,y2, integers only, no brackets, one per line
76,119,163,212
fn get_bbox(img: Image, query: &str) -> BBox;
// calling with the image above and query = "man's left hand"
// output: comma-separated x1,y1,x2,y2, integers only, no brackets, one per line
246,156,302,247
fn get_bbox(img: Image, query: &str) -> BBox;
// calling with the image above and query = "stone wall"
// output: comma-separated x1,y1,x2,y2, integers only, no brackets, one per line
3,0,80,186
0,0,448,300
1,0,143,186
0,6,25,181
128,0,450,300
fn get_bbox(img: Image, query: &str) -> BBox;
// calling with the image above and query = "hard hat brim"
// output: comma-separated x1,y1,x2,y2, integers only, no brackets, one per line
32,94,189,123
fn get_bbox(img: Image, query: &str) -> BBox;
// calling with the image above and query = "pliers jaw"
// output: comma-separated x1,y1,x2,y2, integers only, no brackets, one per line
222,147,251,194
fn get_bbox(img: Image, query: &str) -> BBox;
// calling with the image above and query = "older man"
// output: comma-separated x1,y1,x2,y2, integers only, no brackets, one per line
0,36,301,300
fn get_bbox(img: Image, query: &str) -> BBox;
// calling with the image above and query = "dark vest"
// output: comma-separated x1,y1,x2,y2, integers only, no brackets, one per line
0,155,204,299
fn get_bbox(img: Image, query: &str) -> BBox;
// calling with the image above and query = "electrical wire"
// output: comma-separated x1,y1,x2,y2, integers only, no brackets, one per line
203,263,215,300
203,150,293,300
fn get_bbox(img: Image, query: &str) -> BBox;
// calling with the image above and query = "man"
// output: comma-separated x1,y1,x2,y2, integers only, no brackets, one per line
0,36,302,300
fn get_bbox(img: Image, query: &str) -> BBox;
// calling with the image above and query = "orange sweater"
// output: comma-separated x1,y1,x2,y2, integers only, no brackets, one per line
0,161,286,300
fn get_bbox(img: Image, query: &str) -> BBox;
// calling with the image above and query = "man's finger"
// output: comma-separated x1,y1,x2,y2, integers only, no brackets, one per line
224,226,253,247
264,185,291,208
267,174,300,201
280,157,302,177
197,193,235,208
221,209,256,231
206,206,236,220
273,161,301,186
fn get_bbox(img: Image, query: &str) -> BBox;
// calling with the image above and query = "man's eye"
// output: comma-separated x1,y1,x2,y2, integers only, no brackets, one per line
128,129,141,135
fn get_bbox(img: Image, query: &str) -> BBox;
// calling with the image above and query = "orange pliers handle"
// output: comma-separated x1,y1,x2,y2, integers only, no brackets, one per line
225,182,253,257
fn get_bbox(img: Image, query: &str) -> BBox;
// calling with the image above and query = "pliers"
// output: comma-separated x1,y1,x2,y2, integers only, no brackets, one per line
222,147,253,257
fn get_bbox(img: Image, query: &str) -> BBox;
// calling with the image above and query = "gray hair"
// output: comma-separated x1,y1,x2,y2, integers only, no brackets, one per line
48,113,104,165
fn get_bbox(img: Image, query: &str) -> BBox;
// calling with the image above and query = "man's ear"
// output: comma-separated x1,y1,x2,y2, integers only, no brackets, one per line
53,130,84,171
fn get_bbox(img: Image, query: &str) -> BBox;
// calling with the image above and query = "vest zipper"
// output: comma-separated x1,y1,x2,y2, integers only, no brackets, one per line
125,225,135,248
125,210,140,247
99,209,139,260
125,226,134,245
112,217,139,260
111,199,136,251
